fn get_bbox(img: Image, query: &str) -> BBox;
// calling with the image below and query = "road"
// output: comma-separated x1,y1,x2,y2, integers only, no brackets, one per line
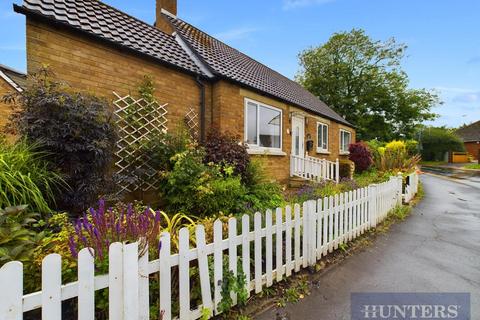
255,174,480,320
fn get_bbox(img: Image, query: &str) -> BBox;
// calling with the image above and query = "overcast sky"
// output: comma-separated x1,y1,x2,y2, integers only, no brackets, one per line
1,0,479,128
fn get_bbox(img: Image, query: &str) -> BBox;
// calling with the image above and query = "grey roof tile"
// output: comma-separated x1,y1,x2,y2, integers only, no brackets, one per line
19,0,203,75
16,0,351,126
456,121,480,142
165,15,351,126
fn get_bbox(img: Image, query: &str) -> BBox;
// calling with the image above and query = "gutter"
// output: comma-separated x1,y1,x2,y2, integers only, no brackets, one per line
195,76,206,142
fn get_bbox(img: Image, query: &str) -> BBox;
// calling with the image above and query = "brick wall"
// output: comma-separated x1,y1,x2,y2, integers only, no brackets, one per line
25,18,356,186
0,78,17,134
465,142,480,160
26,18,212,132
212,81,356,183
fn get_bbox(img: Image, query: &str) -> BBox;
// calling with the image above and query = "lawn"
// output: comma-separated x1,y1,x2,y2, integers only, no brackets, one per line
420,161,447,166
463,163,480,170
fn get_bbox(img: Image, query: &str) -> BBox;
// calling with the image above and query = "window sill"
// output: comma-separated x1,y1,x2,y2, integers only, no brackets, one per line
339,151,350,156
247,148,287,156
316,149,330,155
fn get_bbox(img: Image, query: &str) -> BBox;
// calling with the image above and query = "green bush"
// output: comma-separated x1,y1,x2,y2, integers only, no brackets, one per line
241,160,285,214
367,139,421,172
0,205,43,265
420,126,464,161
151,131,285,217
0,139,63,213
339,159,354,178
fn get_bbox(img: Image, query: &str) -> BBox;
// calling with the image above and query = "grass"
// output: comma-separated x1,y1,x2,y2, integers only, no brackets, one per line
0,139,64,212
420,161,447,166
463,163,480,170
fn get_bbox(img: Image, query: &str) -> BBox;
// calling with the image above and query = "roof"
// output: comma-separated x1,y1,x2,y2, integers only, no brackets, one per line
165,15,351,126
15,0,203,75
0,64,27,92
456,120,480,142
15,0,351,127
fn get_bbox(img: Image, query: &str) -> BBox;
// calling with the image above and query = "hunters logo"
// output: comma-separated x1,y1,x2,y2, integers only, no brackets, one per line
351,293,470,320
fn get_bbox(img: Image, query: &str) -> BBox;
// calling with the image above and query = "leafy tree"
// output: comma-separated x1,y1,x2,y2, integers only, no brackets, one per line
297,29,440,140
419,126,465,161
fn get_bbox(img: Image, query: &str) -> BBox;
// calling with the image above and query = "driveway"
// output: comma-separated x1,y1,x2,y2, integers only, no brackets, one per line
255,174,480,319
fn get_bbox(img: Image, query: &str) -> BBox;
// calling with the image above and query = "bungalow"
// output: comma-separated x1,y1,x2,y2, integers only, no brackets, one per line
456,120,480,160
0,64,26,131
13,0,355,184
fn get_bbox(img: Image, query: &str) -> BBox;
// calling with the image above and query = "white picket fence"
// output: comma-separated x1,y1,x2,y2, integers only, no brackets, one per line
0,173,419,320
290,155,340,183
404,171,419,204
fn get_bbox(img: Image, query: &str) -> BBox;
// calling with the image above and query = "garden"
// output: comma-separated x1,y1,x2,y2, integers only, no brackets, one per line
0,68,421,319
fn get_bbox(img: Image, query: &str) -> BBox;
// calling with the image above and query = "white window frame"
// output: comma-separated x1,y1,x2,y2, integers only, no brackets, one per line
316,122,329,153
244,98,283,152
340,129,352,154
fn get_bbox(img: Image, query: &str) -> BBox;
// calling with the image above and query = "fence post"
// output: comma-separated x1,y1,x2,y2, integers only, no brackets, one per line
368,184,378,228
0,262,23,320
309,200,317,267
123,243,139,320
335,158,340,183
397,173,403,206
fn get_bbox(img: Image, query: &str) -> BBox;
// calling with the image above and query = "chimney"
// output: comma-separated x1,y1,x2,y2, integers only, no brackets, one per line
156,0,177,34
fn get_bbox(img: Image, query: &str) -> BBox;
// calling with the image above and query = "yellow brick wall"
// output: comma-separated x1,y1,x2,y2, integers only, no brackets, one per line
0,79,17,133
26,18,212,132
212,81,356,183
25,18,356,186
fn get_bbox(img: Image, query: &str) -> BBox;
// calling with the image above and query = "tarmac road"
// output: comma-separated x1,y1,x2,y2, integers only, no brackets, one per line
255,174,480,320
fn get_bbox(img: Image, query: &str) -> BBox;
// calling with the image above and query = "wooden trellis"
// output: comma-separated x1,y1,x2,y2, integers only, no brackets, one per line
113,92,168,193
184,107,199,140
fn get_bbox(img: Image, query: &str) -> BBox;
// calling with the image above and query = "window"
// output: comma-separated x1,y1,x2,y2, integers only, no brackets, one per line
340,129,352,153
317,122,329,152
245,99,282,150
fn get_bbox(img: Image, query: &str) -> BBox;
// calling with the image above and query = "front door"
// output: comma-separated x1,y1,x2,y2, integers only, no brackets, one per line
291,116,305,157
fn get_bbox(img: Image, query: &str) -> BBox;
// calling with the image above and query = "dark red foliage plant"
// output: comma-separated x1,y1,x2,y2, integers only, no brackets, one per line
348,142,373,173
203,129,250,179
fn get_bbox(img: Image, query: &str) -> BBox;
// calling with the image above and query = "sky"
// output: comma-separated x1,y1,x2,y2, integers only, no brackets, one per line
1,0,479,128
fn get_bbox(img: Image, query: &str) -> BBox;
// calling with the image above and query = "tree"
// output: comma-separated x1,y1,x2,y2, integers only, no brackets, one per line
419,126,464,161
297,29,440,141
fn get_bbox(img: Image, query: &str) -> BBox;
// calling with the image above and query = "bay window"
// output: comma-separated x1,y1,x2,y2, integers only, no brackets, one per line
340,129,352,154
245,99,282,150
317,122,329,153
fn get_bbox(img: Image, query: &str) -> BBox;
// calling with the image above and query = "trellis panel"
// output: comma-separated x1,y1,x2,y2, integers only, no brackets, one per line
113,92,168,193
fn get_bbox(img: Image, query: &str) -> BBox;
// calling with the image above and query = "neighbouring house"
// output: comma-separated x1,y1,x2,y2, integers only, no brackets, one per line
0,64,26,131
456,121,480,160
13,0,355,185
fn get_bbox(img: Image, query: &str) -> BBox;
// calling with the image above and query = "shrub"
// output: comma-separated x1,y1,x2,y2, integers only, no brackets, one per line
405,139,419,156
241,160,285,214
385,140,407,153
0,139,63,213
0,205,43,265
9,67,117,214
348,142,373,172
142,129,191,172
420,126,464,161
339,159,354,179
203,129,250,180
